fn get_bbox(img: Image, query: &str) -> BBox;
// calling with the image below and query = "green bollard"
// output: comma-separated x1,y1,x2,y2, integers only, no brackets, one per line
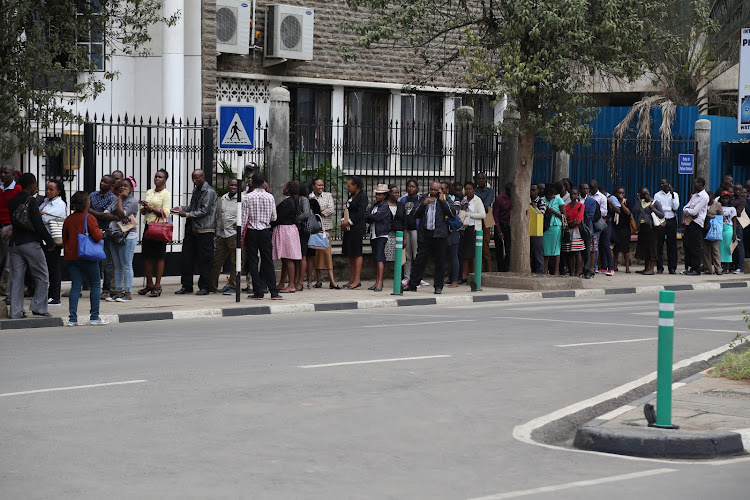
472,229,483,291
654,290,679,429
392,231,403,295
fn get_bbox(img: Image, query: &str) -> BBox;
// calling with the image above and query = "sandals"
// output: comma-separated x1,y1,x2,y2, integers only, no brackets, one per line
137,286,154,296
313,283,323,289
343,283,361,290
329,284,341,290
148,286,162,297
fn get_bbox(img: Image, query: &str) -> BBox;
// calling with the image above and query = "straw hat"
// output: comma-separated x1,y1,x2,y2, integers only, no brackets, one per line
374,184,389,194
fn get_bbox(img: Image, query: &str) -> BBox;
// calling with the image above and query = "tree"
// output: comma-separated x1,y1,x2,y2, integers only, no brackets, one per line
0,0,178,160
345,0,671,273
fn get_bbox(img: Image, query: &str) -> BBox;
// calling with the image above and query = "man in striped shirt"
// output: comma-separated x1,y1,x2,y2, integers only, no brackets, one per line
241,171,281,300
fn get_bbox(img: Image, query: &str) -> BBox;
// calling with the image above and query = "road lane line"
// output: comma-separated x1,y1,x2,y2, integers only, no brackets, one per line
0,380,148,398
556,338,657,347
466,468,676,500
362,319,476,328
490,316,738,333
298,355,451,368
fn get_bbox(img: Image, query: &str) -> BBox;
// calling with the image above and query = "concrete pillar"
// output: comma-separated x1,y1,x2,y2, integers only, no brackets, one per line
162,0,185,120
455,106,474,184
268,87,290,204
695,119,711,190
500,109,520,191
552,151,570,182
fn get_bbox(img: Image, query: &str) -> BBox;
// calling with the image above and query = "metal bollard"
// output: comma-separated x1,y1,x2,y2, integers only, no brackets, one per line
473,229,483,291
653,290,679,429
392,231,403,295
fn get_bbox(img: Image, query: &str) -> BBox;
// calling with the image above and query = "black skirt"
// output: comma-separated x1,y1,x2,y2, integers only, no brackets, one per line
460,226,476,259
341,230,364,257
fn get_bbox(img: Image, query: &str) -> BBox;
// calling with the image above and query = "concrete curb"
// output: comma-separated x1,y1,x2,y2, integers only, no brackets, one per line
1,280,748,330
573,372,749,459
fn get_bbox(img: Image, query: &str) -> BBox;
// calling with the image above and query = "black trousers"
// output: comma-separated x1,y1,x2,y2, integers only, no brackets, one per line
496,223,511,272
656,217,678,272
530,236,544,274
409,232,447,289
245,228,278,296
684,221,703,273
181,231,214,291
44,245,62,302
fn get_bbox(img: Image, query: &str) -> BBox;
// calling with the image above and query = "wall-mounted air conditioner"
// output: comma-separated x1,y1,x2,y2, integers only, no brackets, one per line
264,5,314,61
216,0,251,55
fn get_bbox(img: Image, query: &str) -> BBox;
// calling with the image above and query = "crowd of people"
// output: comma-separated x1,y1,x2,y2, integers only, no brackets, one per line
2,161,749,321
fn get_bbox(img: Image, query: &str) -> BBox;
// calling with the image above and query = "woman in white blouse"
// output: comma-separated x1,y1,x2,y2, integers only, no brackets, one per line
460,181,486,283
39,179,67,306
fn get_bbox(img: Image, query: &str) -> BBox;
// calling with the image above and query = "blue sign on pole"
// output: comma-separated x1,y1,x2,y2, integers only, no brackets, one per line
219,106,255,150
678,154,694,175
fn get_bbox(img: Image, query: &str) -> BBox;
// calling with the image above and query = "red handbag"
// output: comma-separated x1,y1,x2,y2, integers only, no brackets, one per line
144,219,173,243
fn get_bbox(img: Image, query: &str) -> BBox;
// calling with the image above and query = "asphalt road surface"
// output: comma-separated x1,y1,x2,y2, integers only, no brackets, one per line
2,288,749,499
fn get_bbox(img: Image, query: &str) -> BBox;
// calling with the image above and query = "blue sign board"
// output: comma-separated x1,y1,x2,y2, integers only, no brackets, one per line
219,106,255,150
678,154,694,175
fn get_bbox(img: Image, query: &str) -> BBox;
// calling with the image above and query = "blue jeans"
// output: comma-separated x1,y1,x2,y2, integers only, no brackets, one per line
68,260,102,323
111,237,137,293
598,223,614,271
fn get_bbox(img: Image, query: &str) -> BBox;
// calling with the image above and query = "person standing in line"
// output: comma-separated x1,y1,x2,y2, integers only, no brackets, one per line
7,173,53,319
701,191,723,275
611,186,633,273
242,172,281,300
341,175,368,289
399,179,425,286
653,178,680,274
563,187,585,277
403,181,456,294
139,169,171,297
305,184,321,289
106,178,139,302
682,177,709,276
474,172,495,272
88,175,117,298
529,184,546,275
731,184,746,274
110,170,124,185
719,191,737,273
440,181,462,288
0,165,22,297
460,181,486,282
271,181,302,293
173,169,217,295
62,192,109,326
293,182,314,292
579,183,597,279
210,178,238,295
365,184,392,292
542,184,564,276
599,184,620,275
493,182,512,272
588,180,613,276
309,177,339,289
39,179,67,306
632,187,664,275
384,184,406,281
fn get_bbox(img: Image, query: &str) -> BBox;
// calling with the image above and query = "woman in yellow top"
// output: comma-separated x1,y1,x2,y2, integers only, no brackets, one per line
139,169,171,297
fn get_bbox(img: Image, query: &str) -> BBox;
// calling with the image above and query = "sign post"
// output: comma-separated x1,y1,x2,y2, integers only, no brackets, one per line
219,106,256,150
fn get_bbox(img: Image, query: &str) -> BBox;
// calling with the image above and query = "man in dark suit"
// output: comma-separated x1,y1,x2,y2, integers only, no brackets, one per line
404,181,456,294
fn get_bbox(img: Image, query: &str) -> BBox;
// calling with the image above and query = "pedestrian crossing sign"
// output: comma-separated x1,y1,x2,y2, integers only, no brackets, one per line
219,106,255,150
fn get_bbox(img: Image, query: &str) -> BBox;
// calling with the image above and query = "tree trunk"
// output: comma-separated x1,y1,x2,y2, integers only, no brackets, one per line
509,121,534,274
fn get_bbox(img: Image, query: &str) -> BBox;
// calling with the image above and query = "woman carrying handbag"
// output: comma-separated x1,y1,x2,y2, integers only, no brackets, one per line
139,169,172,297
62,192,109,326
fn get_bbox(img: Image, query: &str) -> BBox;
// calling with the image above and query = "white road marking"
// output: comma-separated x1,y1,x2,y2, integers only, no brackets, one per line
362,319,477,328
556,338,657,348
0,380,148,398
298,355,451,368
466,469,676,500
490,316,738,333
633,305,747,316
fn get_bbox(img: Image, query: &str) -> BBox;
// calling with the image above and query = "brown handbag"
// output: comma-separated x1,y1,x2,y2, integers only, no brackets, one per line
144,217,173,243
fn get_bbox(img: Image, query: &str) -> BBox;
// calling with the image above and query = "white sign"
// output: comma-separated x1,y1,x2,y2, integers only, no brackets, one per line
219,106,255,150
738,28,750,133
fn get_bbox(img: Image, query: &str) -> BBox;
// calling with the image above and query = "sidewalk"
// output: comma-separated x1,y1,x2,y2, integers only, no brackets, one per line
574,370,750,459
1,271,748,329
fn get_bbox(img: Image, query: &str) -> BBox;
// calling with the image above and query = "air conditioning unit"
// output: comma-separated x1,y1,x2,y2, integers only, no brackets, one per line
216,0,251,55
264,5,314,61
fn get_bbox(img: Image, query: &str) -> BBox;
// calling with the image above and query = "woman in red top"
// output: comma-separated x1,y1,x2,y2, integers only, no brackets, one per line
563,187,586,277
62,191,108,326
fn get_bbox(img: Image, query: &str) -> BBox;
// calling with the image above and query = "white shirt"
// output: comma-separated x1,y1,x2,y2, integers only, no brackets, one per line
653,190,680,220
591,191,608,217
39,196,67,234
1,180,16,192
684,190,709,228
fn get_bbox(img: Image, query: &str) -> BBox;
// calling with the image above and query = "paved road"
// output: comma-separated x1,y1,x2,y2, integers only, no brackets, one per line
1,289,748,499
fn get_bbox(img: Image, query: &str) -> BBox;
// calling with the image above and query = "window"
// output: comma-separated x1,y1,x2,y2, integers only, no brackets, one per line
343,90,391,169
400,94,444,171
77,8,105,71
289,86,333,172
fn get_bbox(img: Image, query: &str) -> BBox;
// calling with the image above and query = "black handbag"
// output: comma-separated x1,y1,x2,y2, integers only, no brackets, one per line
105,227,128,245
561,215,572,245
11,198,34,231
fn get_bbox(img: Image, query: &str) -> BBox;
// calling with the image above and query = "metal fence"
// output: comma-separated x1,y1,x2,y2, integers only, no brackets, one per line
291,119,503,239
533,135,697,212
